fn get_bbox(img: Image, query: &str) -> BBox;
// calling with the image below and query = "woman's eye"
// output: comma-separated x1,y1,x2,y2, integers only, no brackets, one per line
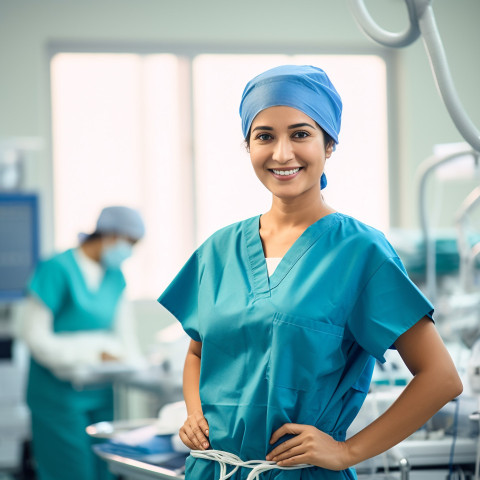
257,133,272,141
293,131,309,139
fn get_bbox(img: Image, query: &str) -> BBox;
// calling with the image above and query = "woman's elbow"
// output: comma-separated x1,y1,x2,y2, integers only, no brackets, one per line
444,368,463,400
451,374,464,399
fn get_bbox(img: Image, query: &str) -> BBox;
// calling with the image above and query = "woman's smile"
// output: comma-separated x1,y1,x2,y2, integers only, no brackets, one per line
269,167,303,180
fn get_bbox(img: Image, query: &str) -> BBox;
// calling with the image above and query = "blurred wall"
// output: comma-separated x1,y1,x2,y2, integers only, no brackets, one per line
0,0,479,251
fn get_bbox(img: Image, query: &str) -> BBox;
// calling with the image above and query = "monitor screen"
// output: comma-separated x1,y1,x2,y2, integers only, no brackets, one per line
0,193,39,301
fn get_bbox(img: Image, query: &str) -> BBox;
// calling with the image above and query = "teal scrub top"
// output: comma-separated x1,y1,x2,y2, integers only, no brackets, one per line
27,249,126,411
158,213,434,480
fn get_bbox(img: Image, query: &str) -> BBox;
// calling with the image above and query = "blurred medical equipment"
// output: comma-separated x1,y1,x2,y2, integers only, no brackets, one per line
348,0,480,153
149,322,190,377
467,340,480,480
412,145,480,477
0,137,43,191
416,145,480,303
88,401,189,479
0,336,30,473
456,187,480,295
0,138,41,302
88,401,188,442
102,321,187,421
0,192,40,301
0,138,42,475
351,386,478,479
385,144,480,350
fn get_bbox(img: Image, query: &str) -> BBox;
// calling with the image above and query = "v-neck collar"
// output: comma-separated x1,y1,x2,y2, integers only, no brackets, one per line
243,213,341,299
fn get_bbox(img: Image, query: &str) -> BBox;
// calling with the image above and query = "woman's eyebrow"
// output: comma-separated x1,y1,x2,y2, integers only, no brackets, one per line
288,122,315,129
252,125,273,132
252,122,315,133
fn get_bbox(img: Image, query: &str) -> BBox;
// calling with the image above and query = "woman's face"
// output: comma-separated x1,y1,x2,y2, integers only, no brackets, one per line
249,106,333,202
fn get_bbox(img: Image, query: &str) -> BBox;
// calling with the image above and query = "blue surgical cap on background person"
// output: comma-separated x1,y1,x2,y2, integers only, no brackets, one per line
95,206,145,241
239,65,343,190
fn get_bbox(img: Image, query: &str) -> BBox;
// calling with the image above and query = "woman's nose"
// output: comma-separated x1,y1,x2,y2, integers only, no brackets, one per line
272,137,294,164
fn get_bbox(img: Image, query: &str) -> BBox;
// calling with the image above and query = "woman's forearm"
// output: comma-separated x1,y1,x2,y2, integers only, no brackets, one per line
344,365,462,467
180,340,210,450
183,340,203,415
344,320,463,468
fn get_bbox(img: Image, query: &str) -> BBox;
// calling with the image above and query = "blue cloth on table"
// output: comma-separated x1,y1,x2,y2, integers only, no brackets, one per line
97,434,174,460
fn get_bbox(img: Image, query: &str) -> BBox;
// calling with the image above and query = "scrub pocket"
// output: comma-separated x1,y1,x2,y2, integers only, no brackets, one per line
268,312,345,392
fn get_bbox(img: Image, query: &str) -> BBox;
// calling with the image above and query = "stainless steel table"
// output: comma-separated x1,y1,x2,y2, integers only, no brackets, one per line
112,366,184,419
93,446,186,480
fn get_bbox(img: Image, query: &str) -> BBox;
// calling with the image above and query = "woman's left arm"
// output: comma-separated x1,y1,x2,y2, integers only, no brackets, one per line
267,317,463,470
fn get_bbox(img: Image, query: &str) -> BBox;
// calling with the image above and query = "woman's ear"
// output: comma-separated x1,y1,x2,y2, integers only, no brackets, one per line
325,141,334,159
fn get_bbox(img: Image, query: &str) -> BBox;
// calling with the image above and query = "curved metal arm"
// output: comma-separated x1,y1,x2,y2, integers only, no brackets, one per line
455,186,480,225
419,5,480,152
469,242,480,270
416,147,477,301
349,0,480,152
348,0,421,48
455,185,480,291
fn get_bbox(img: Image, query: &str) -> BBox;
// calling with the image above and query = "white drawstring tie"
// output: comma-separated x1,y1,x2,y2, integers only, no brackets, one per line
191,449,312,480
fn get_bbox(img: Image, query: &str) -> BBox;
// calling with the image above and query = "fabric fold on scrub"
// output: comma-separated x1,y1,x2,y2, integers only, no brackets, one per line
158,213,433,480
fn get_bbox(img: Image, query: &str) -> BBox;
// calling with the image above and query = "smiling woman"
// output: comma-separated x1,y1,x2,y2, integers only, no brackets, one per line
158,64,462,480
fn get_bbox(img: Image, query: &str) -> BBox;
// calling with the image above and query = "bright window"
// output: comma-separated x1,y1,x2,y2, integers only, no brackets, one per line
51,52,388,299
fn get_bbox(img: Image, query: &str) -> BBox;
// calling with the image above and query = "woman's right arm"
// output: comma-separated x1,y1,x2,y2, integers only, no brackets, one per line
179,339,210,450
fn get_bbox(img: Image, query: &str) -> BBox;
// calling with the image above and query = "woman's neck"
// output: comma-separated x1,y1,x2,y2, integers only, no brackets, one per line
264,191,335,230
259,192,336,258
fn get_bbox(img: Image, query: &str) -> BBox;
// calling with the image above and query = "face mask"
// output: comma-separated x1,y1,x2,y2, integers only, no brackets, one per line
100,239,133,269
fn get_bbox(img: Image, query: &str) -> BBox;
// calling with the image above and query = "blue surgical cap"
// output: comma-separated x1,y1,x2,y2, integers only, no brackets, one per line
95,206,145,241
239,65,343,189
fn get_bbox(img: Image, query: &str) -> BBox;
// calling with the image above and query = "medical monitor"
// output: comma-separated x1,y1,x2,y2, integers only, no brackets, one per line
0,193,39,301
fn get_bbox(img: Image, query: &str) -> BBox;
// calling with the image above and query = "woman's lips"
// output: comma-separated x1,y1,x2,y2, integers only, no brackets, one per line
270,167,302,180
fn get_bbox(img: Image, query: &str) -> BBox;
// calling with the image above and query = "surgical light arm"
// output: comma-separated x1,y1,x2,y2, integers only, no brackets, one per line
455,185,480,292
348,0,480,153
416,147,478,301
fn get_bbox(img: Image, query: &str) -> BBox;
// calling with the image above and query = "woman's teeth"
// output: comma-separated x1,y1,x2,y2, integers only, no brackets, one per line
272,168,300,176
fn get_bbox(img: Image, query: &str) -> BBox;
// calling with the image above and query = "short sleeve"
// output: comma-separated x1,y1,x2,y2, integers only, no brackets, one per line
28,258,68,315
157,251,201,342
347,256,434,363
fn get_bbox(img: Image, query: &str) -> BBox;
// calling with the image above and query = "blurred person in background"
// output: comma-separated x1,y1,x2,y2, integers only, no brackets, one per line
21,206,145,480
